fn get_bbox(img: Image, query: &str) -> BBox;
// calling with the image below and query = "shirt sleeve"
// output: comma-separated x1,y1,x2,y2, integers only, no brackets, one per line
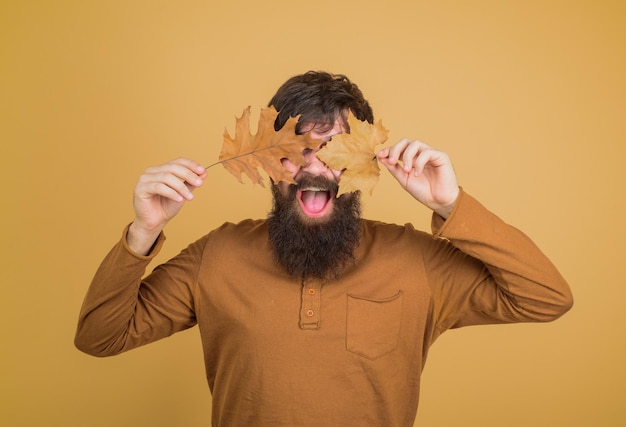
425,188,573,334
74,225,203,357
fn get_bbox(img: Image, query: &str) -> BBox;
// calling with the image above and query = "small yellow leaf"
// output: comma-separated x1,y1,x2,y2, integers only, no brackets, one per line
317,112,389,196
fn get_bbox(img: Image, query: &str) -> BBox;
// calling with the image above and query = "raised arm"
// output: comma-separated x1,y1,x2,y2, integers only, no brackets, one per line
75,158,207,356
378,139,572,328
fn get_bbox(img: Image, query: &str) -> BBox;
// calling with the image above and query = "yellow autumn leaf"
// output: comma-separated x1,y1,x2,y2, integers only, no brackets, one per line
317,112,389,196
219,106,320,186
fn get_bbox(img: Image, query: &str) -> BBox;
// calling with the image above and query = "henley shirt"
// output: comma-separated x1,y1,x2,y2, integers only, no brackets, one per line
75,190,573,426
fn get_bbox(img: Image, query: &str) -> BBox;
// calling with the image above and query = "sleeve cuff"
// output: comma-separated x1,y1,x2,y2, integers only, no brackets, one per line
120,223,166,260
431,187,465,239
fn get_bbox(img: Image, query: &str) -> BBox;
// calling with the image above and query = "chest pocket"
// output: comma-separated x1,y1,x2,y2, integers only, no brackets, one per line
346,291,403,360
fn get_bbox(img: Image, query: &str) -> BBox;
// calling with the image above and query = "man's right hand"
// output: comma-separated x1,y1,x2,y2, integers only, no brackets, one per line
127,158,207,255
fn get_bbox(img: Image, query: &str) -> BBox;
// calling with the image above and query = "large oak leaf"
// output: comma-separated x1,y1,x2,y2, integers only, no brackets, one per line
317,112,389,196
219,106,320,186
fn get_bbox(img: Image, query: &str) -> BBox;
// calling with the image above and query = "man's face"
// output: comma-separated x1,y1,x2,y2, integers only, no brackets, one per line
277,119,346,222
268,118,361,281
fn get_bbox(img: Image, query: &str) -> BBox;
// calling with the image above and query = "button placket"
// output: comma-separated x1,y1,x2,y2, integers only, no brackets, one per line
299,279,322,330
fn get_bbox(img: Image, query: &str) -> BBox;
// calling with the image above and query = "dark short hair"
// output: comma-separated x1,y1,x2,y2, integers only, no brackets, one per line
268,71,374,133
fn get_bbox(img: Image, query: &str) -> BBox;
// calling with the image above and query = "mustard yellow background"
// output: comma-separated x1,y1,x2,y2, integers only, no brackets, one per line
2,1,624,425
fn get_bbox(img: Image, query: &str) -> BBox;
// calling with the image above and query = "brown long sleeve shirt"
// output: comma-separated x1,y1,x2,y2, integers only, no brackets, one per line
75,190,573,426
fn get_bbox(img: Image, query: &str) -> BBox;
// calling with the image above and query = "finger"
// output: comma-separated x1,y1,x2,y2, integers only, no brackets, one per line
138,168,198,201
149,158,206,179
171,157,207,177
400,142,430,173
379,157,411,187
376,147,389,160
412,147,450,177
152,181,190,202
136,175,186,202
147,162,205,189
408,145,437,176
381,138,412,165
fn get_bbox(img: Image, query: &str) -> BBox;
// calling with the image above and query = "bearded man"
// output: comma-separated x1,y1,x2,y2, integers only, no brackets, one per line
75,71,573,426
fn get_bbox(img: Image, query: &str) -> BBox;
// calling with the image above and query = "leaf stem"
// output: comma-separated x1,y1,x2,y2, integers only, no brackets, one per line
206,144,303,170
204,161,223,170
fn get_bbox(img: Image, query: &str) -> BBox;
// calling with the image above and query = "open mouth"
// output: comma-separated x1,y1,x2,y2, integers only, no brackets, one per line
297,186,334,218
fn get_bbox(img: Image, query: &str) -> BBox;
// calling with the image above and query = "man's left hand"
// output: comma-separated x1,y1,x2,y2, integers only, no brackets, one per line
377,139,459,219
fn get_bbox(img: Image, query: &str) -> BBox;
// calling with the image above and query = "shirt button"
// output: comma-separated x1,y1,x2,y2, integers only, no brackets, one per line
308,288,316,295
306,309,315,317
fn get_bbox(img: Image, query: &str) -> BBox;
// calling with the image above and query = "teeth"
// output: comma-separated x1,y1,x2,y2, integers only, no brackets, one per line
302,187,323,192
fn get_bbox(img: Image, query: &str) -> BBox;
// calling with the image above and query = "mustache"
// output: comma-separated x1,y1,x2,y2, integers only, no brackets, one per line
294,173,339,194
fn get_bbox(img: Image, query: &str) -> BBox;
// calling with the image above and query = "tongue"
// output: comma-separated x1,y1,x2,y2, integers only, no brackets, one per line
301,190,329,213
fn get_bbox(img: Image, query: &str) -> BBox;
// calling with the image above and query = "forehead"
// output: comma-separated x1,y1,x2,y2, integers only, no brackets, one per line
300,120,347,141
298,108,349,134
300,111,349,130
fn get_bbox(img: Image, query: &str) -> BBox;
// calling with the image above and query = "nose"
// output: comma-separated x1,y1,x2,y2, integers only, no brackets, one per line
302,147,329,175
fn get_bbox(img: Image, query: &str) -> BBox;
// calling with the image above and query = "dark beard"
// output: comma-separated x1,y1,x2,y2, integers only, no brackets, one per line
267,175,361,281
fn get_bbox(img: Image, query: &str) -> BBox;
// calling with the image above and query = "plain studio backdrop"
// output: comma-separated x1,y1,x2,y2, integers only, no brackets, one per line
2,1,624,426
